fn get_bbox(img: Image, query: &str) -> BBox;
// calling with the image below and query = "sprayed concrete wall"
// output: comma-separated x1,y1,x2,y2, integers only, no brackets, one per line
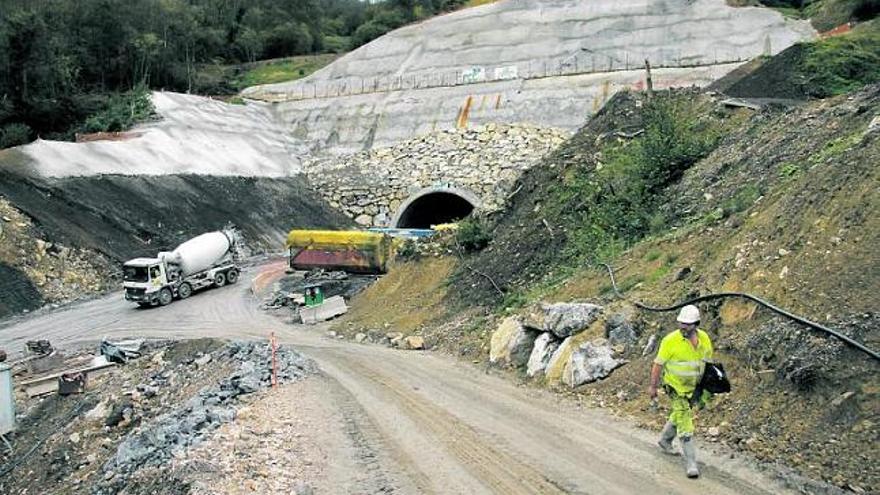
0,92,305,178
246,0,814,154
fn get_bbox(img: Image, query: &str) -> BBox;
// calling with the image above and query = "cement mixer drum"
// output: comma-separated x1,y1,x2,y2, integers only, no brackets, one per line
171,231,232,276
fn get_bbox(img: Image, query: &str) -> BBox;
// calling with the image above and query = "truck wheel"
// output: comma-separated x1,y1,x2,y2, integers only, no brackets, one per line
178,282,193,299
158,288,173,306
214,272,227,287
226,269,239,284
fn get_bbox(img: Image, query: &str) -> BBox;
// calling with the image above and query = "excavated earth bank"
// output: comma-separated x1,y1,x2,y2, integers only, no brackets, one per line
0,173,351,319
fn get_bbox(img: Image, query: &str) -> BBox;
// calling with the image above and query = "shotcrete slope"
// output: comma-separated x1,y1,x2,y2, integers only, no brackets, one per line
0,92,305,178
246,0,814,153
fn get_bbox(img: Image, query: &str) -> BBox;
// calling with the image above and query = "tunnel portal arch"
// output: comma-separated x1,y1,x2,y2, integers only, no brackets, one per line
392,187,482,229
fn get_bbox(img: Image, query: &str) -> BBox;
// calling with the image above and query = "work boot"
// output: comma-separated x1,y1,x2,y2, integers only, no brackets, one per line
680,436,700,478
657,421,678,455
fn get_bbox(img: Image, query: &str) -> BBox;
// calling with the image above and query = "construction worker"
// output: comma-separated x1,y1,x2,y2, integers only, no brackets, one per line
648,304,713,478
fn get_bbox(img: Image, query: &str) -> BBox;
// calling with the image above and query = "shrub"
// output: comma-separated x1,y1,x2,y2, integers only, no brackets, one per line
456,217,491,252
395,239,420,260
640,98,720,192
800,21,880,97
76,88,154,135
0,122,32,148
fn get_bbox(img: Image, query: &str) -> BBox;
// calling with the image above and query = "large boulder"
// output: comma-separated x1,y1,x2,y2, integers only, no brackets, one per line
544,336,575,383
526,332,560,377
562,339,624,388
489,317,538,367
525,302,603,338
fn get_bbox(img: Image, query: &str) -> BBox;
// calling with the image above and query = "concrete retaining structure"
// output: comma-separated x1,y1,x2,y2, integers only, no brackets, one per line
248,0,814,154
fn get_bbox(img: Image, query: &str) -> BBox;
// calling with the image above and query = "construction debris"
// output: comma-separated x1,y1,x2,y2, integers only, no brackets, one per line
0,338,317,495
100,339,145,364
299,296,348,324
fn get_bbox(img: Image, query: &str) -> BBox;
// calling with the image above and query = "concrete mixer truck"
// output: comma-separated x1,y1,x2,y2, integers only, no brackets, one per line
122,230,240,307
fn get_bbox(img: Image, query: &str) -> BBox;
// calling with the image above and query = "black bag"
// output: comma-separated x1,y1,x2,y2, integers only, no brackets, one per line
699,362,731,394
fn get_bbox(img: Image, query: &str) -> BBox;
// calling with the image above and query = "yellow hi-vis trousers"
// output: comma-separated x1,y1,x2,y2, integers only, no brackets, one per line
668,392,695,437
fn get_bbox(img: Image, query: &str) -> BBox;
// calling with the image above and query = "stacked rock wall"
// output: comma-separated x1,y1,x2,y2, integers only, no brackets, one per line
304,123,570,227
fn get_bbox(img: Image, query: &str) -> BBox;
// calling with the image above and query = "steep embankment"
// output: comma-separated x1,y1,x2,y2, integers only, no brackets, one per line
339,83,880,491
0,173,351,319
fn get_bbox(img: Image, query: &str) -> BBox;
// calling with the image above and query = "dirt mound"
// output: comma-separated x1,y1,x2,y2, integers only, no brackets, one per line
0,173,351,319
720,44,812,99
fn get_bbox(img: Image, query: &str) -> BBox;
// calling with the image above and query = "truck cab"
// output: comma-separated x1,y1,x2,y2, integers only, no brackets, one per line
123,258,170,306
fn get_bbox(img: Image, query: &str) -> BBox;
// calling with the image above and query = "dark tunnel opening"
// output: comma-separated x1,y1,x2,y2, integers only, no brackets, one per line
394,192,476,229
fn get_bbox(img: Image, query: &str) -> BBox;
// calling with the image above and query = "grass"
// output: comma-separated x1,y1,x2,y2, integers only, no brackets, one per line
810,131,864,163
799,20,880,97
231,54,339,90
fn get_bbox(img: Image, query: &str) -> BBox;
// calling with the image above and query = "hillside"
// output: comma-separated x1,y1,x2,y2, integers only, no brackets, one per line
336,53,880,495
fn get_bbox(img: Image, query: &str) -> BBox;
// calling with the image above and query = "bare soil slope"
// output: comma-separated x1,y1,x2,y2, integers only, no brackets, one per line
341,84,880,492
0,173,351,319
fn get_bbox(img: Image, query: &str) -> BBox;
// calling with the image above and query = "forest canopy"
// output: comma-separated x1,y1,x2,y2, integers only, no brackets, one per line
0,0,471,147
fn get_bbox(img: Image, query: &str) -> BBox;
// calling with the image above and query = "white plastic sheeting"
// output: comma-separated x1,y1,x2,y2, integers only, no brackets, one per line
8,92,306,178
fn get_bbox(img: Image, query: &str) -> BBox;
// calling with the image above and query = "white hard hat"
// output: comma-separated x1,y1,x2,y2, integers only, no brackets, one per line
676,305,700,324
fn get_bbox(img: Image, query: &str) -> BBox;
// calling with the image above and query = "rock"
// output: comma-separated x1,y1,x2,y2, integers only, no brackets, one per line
354,214,372,226
402,335,425,350
545,336,574,381
69,432,81,444
606,312,638,349
294,482,315,495
866,115,880,135
194,354,212,366
85,400,110,422
674,267,692,281
489,317,538,367
354,332,368,343
528,302,603,338
105,400,133,427
707,426,720,437
562,340,624,388
526,332,559,377
779,266,789,279
830,391,856,408
151,351,165,365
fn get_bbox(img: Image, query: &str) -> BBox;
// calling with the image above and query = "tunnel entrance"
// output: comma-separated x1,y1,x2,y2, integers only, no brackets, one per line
393,190,478,229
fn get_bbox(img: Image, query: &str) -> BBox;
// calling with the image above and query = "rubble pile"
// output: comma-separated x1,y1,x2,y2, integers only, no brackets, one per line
95,341,315,494
0,338,317,495
304,123,570,226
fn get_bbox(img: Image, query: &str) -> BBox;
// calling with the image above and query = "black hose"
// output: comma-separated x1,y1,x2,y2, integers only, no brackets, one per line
601,263,880,362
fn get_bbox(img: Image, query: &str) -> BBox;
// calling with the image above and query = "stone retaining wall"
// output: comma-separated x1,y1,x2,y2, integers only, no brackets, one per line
304,123,570,226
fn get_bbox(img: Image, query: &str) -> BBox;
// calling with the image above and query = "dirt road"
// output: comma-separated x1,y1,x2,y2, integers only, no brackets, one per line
0,264,795,494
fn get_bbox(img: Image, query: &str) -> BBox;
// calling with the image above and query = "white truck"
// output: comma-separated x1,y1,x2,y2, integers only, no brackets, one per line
122,230,240,307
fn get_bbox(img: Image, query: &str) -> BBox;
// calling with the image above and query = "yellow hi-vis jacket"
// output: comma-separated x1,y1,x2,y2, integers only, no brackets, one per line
654,329,714,397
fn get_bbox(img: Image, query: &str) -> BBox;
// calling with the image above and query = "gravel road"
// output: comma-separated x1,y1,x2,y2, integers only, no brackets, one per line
0,262,796,495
